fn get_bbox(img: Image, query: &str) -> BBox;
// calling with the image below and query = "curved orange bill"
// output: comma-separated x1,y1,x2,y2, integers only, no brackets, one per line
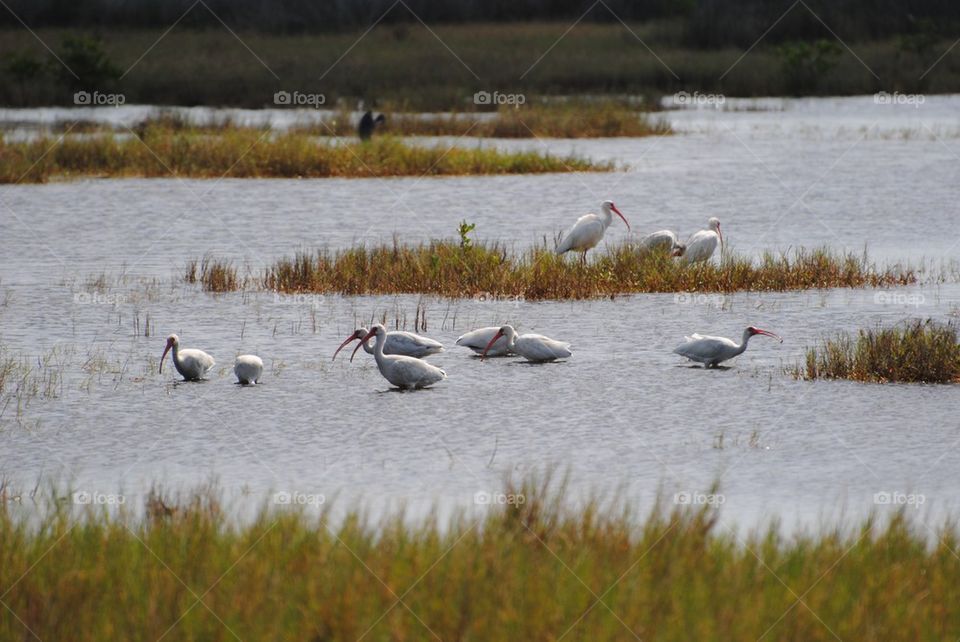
159,343,171,374
755,328,782,343
350,329,377,362
480,331,505,361
610,204,630,232
717,226,723,247
332,331,361,361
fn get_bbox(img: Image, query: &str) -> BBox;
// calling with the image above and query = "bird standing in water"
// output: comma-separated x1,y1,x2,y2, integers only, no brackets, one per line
358,111,386,141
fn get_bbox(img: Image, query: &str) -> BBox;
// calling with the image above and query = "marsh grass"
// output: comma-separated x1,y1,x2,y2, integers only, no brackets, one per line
1,476,958,641
0,125,612,183
289,101,670,138
794,319,960,383
260,242,914,300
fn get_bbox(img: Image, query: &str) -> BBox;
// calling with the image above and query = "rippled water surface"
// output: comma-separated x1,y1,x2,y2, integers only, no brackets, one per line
1,97,958,530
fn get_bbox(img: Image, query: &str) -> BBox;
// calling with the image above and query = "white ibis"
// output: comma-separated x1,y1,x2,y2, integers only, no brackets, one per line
481,325,571,362
456,326,513,357
160,334,215,381
234,354,263,385
332,327,443,361
682,217,722,263
557,200,630,264
351,324,446,389
673,326,782,368
638,230,684,256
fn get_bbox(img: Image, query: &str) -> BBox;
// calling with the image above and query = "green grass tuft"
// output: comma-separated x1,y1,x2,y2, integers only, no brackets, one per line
259,242,915,300
0,126,612,183
794,319,960,383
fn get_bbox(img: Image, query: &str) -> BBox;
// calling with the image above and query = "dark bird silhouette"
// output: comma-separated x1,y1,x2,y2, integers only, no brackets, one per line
358,111,386,141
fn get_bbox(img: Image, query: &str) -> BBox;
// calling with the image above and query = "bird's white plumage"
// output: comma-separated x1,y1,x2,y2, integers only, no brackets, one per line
359,325,447,389
334,327,443,361
363,329,443,358
683,217,722,263
160,334,215,381
639,229,680,252
234,354,263,384
485,325,571,362
673,327,780,367
557,200,629,261
456,327,513,356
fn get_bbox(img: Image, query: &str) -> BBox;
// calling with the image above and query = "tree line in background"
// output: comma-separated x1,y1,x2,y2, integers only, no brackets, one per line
1,0,957,45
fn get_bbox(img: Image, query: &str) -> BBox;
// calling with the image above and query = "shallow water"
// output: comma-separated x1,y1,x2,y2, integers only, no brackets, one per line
1,97,958,531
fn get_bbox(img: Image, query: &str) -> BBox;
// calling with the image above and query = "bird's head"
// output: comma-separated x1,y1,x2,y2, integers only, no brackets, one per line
708,217,722,245
481,325,514,361
351,324,385,362
375,114,386,124
332,328,368,361
159,334,179,374
601,200,630,231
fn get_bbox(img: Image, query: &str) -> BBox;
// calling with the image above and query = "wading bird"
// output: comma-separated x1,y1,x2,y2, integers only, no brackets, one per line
351,324,447,389
557,200,630,265
160,334,215,381
673,326,782,368
638,229,685,255
682,217,722,263
234,355,263,385
481,325,571,362
358,111,386,140
455,327,513,357
332,327,443,361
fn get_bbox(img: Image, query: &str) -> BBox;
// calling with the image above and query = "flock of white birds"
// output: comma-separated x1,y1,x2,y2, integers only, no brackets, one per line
159,201,781,390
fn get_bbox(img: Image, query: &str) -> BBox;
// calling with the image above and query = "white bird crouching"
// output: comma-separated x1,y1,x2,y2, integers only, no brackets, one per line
481,325,572,363
234,354,263,385
673,326,782,368
332,327,443,361
456,326,513,357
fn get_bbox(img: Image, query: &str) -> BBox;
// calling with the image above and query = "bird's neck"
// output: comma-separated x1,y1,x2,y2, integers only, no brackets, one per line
736,332,752,354
600,209,613,229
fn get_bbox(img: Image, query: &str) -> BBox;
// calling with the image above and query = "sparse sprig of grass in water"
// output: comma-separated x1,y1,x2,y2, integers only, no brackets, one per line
0,125,613,183
1,476,958,640
793,319,960,383
259,242,914,300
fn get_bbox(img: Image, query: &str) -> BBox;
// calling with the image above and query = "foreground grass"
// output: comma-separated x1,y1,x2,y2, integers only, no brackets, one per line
1,478,958,640
794,319,960,383
0,127,610,183
258,242,914,300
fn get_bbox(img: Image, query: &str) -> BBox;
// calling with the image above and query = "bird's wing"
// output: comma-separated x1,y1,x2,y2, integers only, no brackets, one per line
640,230,676,249
557,215,601,253
517,335,571,360
683,230,719,261
673,335,734,359
456,328,497,349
